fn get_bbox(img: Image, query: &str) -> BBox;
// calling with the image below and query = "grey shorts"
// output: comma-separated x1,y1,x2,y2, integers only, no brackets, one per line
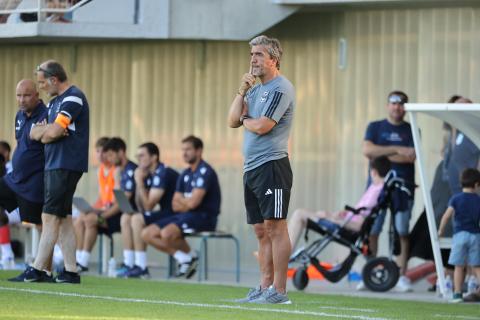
448,231,480,266
370,199,413,237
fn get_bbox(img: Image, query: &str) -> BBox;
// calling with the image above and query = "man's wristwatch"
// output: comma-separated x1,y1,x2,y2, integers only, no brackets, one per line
240,114,250,125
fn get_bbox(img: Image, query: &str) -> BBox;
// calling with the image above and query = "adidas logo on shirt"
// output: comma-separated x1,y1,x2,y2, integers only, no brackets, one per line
265,189,273,195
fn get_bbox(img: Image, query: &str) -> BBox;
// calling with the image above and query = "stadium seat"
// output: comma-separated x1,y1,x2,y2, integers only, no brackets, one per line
168,230,240,283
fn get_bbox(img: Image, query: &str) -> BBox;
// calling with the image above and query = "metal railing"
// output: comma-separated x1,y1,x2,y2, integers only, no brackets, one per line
0,0,92,22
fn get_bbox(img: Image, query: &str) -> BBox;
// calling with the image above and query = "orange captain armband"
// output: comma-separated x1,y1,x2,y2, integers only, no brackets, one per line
55,113,71,129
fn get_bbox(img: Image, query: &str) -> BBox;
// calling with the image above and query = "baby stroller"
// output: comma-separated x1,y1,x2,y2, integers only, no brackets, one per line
290,172,412,292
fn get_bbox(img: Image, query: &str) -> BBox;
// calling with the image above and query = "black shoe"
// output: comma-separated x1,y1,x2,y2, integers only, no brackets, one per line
55,270,81,284
8,267,30,282
21,266,53,283
176,257,198,279
76,262,89,273
124,265,150,279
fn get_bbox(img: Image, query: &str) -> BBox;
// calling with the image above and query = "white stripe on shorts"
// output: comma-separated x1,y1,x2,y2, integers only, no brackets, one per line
274,189,282,218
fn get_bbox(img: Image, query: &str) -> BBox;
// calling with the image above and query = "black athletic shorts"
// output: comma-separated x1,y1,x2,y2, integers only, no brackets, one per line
243,157,293,224
0,178,43,225
44,169,82,217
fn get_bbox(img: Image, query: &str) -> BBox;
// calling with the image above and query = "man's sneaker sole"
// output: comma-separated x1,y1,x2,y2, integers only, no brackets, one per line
251,299,292,304
55,278,80,284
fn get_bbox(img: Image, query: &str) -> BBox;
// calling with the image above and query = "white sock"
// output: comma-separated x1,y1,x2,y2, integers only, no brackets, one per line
134,251,147,270
80,251,90,267
53,245,64,266
1,243,14,259
6,208,20,225
123,250,134,267
174,250,192,264
76,250,82,262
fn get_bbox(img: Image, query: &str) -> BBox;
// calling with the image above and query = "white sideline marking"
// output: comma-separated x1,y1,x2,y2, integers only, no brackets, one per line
298,302,376,313
434,315,480,320
0,286,391,320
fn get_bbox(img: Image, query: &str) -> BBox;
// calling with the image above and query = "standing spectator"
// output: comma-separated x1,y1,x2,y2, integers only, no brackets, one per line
142,135,221,278
443,97,480,195
228,35,295,304
362,91,415,292
12,60,89,283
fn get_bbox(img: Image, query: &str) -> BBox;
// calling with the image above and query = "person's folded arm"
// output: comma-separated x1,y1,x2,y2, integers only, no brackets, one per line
243,116,276,136
172,189,206,212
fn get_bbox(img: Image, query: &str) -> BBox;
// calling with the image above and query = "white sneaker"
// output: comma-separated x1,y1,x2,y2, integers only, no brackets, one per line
394,275,412,293
356,281,367,291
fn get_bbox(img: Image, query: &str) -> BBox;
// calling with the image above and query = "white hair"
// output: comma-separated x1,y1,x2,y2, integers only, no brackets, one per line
249,35,283,70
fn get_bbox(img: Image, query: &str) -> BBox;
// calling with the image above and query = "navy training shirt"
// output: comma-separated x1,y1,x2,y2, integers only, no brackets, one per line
175,160,221,216
144,162,178,213
364,119,415,189
45,85,89,172
4,101,48,203
120,160,138,210
448,192,480,234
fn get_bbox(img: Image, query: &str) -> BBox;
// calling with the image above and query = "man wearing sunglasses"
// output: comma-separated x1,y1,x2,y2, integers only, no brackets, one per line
12,60,89,284
362,91,416,292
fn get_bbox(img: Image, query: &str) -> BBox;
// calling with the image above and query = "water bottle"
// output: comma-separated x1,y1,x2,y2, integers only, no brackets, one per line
435,277,441,297
107,257,116,278
347,270,362,288
444,275,453,299
467,275,478,295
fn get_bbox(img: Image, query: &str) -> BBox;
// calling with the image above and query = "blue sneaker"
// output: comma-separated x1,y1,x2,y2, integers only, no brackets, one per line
22,266,54,283
124,265,150,279
116,263,132,278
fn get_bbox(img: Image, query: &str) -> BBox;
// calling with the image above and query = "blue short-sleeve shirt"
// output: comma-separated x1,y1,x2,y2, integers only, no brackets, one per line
144,162,178,212
176,160,221,216
4,102,48,203
45,85,89,172
448,192,480,234
364,119,415,190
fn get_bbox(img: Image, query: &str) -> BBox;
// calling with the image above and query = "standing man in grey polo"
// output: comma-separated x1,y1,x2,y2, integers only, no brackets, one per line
228,35,295,304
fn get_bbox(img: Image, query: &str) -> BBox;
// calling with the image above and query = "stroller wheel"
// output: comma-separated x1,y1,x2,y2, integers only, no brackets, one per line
293,266,309,290
362,257,399,292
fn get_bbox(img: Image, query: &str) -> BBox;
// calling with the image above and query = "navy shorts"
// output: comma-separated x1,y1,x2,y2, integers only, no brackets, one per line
143,209,175,226
0,178,43,225
154,212,217,234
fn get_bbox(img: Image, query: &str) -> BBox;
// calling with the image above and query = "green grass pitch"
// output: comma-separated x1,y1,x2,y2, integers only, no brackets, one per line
0,271,478,320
